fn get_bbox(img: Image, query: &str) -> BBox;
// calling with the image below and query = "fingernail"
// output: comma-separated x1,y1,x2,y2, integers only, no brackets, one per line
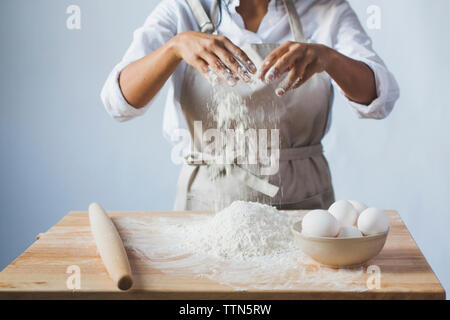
259,61,270,79
265,67,278,83
247,61,257,73
241,74,251,82
239,66,251,82
275,88,285,96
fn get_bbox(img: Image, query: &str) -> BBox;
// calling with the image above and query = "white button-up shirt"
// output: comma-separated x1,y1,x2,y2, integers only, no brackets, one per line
101,0,399,142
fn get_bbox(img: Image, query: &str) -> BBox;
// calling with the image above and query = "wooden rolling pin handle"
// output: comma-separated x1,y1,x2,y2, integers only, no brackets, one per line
88,202,133,291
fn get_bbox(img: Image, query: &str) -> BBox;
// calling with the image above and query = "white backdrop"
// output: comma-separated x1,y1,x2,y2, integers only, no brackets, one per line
0,0,448,296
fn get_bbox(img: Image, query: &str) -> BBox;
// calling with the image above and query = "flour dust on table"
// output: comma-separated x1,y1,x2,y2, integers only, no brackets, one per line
115,201,367,291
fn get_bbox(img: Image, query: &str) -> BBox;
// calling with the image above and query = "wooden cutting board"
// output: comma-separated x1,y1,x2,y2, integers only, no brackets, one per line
0,210,445,300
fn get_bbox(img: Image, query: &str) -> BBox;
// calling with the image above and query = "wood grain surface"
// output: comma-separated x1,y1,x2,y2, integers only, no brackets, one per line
0,210,445,300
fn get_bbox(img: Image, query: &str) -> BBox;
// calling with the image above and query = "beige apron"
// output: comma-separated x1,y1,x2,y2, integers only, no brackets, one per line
174,0,335,211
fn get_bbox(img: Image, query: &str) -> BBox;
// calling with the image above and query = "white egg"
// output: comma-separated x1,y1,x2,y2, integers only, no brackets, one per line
357,208,390,235
302,210,339,238
348,200,368,216
337,226,363,238
328,200,358,227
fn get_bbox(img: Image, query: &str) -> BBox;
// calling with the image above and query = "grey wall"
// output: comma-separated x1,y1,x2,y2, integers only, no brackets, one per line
1,0,449,296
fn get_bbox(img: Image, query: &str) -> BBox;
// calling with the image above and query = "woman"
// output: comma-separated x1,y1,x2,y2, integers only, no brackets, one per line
101,0,399,210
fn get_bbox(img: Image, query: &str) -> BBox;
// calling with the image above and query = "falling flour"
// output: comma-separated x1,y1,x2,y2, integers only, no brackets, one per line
192,78,282,211
208,88,255,132
114,201,368,292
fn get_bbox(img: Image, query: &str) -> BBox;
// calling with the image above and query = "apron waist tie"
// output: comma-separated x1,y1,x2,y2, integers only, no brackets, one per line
279,144,323,161
174,144,323,210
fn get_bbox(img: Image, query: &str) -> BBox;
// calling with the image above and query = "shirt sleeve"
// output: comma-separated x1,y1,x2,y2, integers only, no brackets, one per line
330,1,400,119
100,0,179,122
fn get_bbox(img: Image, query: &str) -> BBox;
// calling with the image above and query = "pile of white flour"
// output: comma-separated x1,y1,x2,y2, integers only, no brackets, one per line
181,201,295,260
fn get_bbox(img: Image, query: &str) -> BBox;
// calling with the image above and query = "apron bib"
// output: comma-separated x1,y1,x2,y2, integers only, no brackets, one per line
175,0,335,211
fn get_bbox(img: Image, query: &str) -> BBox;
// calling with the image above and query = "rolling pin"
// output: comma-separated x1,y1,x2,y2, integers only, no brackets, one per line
88,202,133,291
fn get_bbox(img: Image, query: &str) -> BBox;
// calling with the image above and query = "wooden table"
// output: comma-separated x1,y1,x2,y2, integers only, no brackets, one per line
0,210,445,300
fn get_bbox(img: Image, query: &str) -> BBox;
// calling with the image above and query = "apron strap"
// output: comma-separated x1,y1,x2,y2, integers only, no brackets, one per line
279,144,323,161
281,0,307,42
185,0,217,34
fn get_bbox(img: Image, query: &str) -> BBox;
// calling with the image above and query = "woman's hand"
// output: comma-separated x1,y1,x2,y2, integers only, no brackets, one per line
119,31,257,108
258,41,331,96
172,31,257,86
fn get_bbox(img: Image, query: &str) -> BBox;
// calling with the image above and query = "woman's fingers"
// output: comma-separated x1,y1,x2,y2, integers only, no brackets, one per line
259,41,293,81
275,66,301,97
203,52,238,86
295,51,315,82
221,37,257,74
193,37,326,90
268,43,309,84
277,63,316,96
291,64,316,89
197,35,257,86
194,58,222,86
215,45,251,82
193,57,210,77
268,52,302,83
275,53,316,96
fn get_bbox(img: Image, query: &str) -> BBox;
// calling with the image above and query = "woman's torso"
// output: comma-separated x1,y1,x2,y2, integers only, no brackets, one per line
175,0,335,211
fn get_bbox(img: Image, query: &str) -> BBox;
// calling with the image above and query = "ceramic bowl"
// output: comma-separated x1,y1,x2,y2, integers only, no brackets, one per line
292,220,389,268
